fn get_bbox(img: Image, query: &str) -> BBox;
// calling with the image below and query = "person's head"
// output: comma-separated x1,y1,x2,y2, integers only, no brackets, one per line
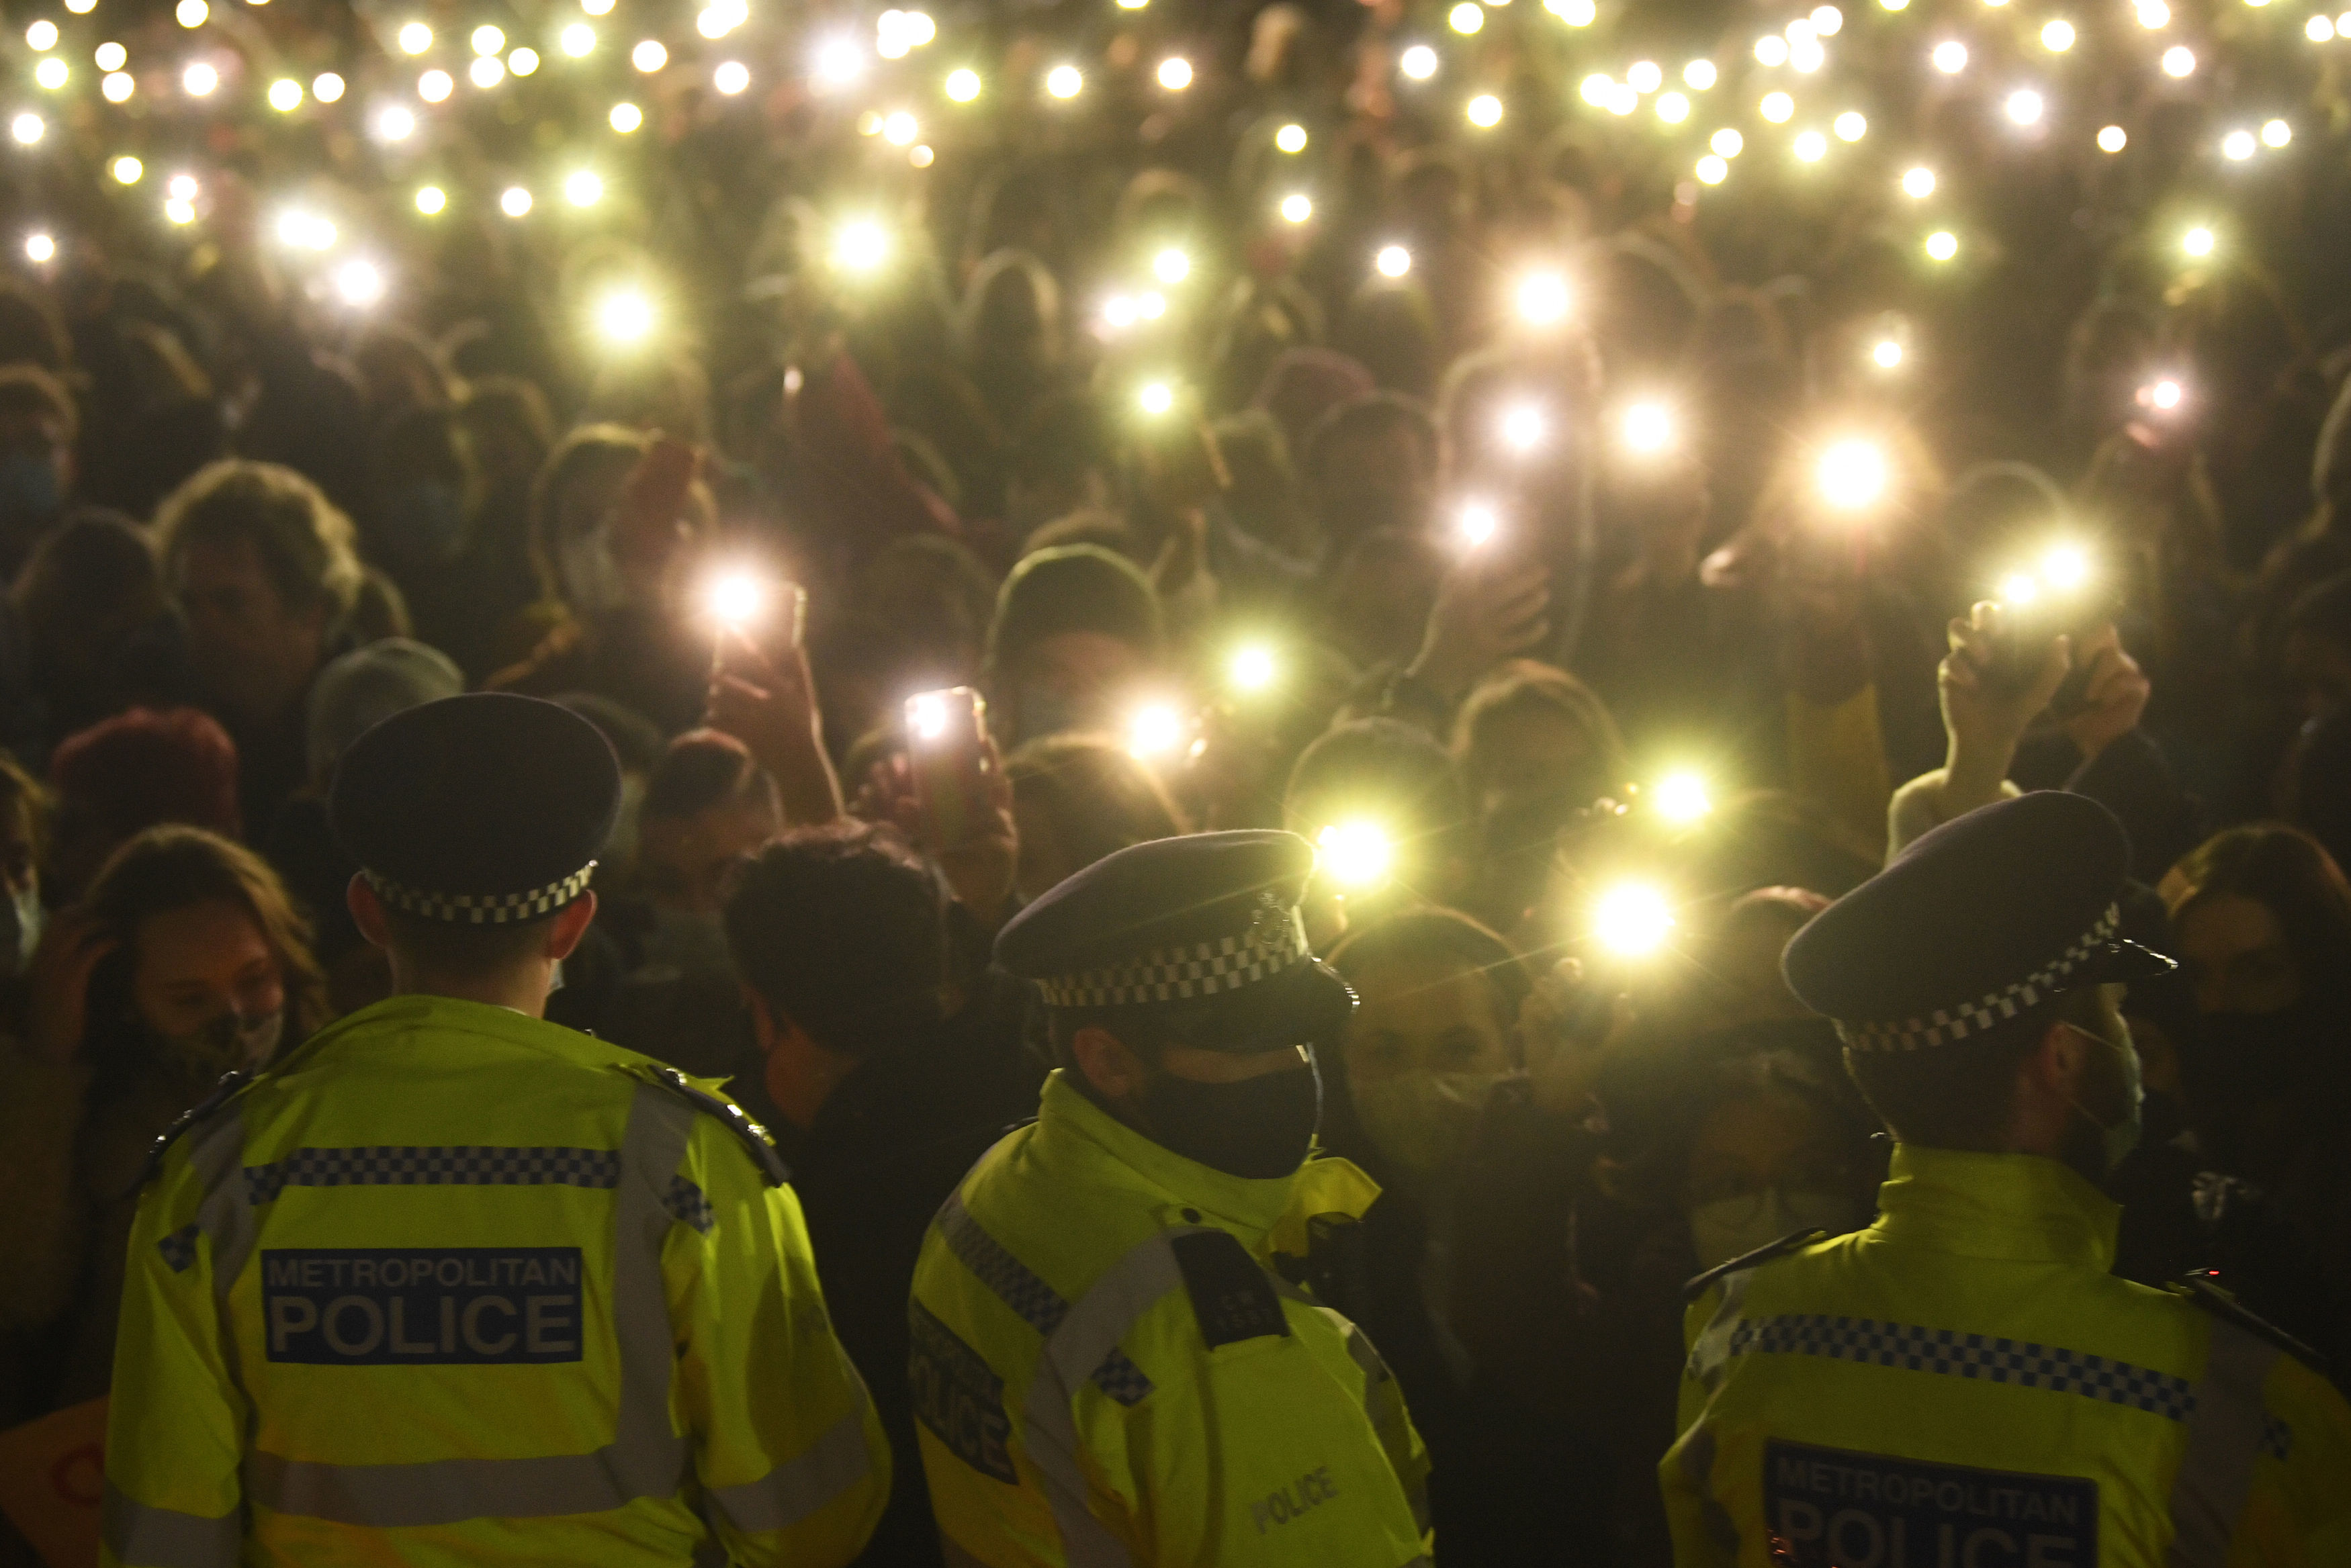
305,639,466,790
961,249,1064,390
724,821,951,1125
1785,793,2170,1186
79,825,325,1080
1326,908,1529,1183
637,730,782,914
854,535,999,687
2164,824,2351,1017
154,460,363,725
1632,1050,1879,1270
1006,392,1114,537
527,423,653,611
1320,526,1446,670
0,364,77,555
1452,659,1628,821
1285,719,1472,915
983,545,1163,745
12,510,171,727
48,707,240,902
1005,734,1188,904
1302,393,1439,558
368,406,477,569
332,694,621,1011
455,376,558,502
1251,349,1376,467
2281,571,2351,723
1689,887,1832,1033
1002,831,1353,1179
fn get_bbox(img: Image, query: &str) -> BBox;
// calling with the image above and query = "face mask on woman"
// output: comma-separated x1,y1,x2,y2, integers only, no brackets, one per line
1349,1070,1510,1183
154,1009,285,1080
1687,1188,1863,1272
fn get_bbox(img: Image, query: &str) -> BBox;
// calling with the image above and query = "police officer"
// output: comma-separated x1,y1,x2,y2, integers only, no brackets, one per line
103,693,889,1568
910,830,1432,1567
1664,792,2351,1566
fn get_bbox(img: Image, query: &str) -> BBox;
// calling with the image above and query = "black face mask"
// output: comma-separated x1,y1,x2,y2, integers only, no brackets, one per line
1138,1054,1323,1180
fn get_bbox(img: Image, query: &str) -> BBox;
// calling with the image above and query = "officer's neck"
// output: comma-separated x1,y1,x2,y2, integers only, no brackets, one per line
386,952,558,1019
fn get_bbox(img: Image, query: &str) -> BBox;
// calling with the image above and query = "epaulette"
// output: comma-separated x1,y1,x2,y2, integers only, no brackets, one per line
641,1066,790,1186
2172,1270,2333,1377
1682,1228,1828,1303
134,1070,257,1193
1172,1228,1291,1349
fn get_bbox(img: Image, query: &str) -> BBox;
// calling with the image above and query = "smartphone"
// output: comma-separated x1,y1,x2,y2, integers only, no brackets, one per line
1984,580,2116,719
905,686,989,849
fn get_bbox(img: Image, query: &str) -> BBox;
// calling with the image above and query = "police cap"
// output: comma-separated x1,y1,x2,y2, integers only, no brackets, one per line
330,692,621,926
995,830,1354,1053
1782,792,2174,1052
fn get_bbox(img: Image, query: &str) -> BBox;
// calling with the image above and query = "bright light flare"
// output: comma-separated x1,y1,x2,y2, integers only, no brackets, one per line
1229,644,1278,693
1152,246,1190,284
34,59,68,90
23,232,54,264
1157,56,1192,90
1872,338,1904,369
833,218,891,273
1045,64,1082,99
562,24,596,56
1401,45,1439,79
1317,821,1395,889
1137,380,1176,416
1685,58,1718,89
1499,403,1546,453
414,185,446,214
1375,244,1412,278
1517,271,1570,324
1652,772,1712,824
419,68,453,101
1280,193,1313,224
1901,165,1936,197
1816,439,1889,510
2098,124,2128,152
1126,703,1187,762
1622,401,1675,455
1457,502,1499,549
112,155,142,184
565,169,603,206
609,101,643,131
1275,122,1308,152
183,61,218,95
596,286,656,344
398,21,433,54
1925,229,1960,261
2005,89,2044,126
1594,883,1677,957
2162,45,2195,75
2041,18,2076,49
2182,225,2215,257
9,113,41,145
333,259,386,308
500,185,532,217
1760,91,1794,122
945,67,981,100
1932,40,1968,72
1466,93,1504,128
702,571,764,628
631,39,666,71
314,71,346,101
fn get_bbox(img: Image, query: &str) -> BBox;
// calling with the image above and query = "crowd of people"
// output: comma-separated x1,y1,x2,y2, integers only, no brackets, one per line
1,0,2350,1556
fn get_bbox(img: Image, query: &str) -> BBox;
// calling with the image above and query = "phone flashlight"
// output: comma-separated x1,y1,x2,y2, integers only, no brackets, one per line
1457,501,1501,550
1593,881,1676,958
1650,772,1711,825
1517,270,1571,326
1499,402,1547,455
1816,439,1888,512
1126,701,1190,762
1229,642,1279,695
1316,820,1394,890
1620,400,1675,456
905,686,988,848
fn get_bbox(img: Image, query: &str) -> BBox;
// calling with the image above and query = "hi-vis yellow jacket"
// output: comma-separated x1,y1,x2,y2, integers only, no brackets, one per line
101,994,889,1568
910,1070,1431,1568
1665,1145,2351,1568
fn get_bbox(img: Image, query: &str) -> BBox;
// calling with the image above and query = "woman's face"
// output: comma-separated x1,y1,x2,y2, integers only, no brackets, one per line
1683,1089,1853,1212
2174,892,2299,1015
133,898,284,1042
1341,954,1515,1084
1472,704,1601,815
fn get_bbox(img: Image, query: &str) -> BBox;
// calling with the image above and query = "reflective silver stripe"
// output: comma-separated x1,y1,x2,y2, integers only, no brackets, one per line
1268,1273,1429,1537
1013,1232,1171,1568
1675,1422,1741,1563
101,1481,240,1568
1683,1269,1750,1391
2166,1320,2280,1568
706,1381,876,1534
246,1082,693,1526
189,1104,258,1402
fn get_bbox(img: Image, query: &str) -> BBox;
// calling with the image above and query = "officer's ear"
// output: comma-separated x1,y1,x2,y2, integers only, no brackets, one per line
544,892,598,962
1070,1025,1150,1103
348,874,389,951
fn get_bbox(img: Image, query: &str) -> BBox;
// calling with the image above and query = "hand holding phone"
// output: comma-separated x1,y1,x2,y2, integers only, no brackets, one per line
905,687,992,851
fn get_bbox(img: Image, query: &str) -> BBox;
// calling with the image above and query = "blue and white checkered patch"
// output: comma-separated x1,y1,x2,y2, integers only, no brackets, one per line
664,1175,715,1234
938,1198,1155,1406
1841,903,2123,1052
156,1222,201,1273
1728,1313,2197,1420
245,1146,624,1204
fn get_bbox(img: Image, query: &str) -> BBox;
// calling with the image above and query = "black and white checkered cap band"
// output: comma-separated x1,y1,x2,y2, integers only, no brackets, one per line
1036,907,1310,1008
364,862,596,925
1840,903,2121,1052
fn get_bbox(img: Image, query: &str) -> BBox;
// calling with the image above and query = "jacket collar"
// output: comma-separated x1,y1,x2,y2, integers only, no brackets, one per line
1870,1144,2121,1270
1031,1069,1302,1248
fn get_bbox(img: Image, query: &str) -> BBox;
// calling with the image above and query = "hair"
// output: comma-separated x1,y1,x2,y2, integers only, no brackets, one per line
525,423,650,600
723,821,950,1056
1619,1048,1879,1211
0,751,48,865
13,510,159,650
152,459,363,625
1452,660,1630,806
81,825,328,1048
1006,735,1188,880
2164,824,2351,999
51,706,240,841
641,729,779,825
1327,906,1534,1034
1285,718,1469,853
1840,983,2109,1150
1300,391,1438,483
0,362,78,448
